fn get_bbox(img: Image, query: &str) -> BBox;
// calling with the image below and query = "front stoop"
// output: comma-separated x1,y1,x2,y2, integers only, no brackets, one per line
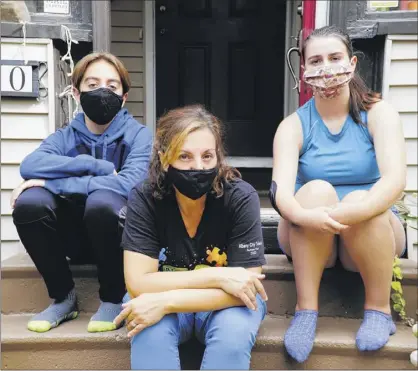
3,253,417,319
1,314,416,370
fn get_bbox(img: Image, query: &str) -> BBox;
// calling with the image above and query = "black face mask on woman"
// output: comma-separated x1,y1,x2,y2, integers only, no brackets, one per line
80,87,124,125
166,166,218,200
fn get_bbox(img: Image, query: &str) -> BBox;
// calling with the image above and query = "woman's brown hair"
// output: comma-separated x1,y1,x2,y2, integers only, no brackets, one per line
149,105,241,199
71,52,131,94
302,25,381,124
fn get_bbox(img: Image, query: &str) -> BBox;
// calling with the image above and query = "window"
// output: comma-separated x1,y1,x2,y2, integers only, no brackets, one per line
368,0,418,11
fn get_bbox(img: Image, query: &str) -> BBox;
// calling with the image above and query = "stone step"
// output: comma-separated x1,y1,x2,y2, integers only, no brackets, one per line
1,313,415,370
263,255,418,319
2,253,417,320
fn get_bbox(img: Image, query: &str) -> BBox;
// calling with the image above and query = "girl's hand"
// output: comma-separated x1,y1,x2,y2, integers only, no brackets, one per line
297,206,349,234
113,293,168,338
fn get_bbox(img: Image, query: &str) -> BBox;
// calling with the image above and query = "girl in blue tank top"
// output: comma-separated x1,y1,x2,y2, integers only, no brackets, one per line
270,25,407,363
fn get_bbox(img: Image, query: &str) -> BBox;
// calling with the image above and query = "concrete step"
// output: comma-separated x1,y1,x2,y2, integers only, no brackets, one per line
1,313,415,370
263,255,418,319
2,253,417,319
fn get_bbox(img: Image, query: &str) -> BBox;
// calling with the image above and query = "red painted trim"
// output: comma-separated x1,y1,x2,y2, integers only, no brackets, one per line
299,0,316,106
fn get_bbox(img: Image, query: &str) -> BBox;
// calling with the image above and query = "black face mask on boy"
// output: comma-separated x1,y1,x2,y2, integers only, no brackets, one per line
166,166,218,200
80,87,124,125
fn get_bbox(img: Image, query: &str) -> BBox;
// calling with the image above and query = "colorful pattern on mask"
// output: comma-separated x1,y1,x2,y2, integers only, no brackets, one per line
303,64,354,99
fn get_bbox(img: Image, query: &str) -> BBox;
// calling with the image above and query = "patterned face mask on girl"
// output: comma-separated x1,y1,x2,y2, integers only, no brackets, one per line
303,63,355,100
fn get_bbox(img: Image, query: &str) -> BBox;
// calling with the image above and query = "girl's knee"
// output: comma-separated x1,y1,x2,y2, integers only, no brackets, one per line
295,180,339,207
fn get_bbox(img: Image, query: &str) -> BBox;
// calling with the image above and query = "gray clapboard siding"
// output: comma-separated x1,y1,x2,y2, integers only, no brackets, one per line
111,27,143,42
119,57,144,72
111,11,143,27
111,0,143,11
130,72,144,87
125,102,144,117
111,42,143,57
111,0,145,126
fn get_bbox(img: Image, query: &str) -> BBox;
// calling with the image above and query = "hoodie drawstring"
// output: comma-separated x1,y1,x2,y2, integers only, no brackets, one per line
91,142,96,158
103,135,108,160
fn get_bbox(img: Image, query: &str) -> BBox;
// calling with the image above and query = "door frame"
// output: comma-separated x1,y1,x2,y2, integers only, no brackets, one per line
143,1,328,166
144,0,157,138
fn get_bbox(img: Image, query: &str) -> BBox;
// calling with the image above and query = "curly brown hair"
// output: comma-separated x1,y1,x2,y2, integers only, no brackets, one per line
148,105,241,199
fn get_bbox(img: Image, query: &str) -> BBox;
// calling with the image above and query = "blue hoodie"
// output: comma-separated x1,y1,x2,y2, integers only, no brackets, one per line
20,108,152,198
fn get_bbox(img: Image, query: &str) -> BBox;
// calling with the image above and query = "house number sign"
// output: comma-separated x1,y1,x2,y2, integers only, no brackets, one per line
43,1,70,14
1,60,40,98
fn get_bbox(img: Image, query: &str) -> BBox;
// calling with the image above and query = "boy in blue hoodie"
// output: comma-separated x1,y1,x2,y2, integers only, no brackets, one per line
11,52,152,333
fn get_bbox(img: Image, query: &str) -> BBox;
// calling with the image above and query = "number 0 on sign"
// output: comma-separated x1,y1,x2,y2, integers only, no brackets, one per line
1,65,33,93
1,60,40,98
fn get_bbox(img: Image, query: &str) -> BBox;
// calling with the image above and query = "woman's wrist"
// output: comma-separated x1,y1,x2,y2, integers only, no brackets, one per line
159,291,176,315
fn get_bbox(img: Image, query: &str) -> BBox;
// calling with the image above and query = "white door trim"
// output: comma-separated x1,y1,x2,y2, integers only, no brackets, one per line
227,157,273,168
315,0,330,29
144,0,156,137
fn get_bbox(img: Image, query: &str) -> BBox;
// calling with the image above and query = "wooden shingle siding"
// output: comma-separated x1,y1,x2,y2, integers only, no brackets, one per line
0,38,56,259
111,0,144,124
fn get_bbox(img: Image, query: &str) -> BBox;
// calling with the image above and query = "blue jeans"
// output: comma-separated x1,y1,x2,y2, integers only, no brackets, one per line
125,294,266,370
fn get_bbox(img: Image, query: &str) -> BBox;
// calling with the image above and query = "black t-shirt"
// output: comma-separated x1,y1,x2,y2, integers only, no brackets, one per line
121,178,266,271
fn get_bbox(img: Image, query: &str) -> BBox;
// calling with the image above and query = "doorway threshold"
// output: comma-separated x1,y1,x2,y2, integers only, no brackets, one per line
226,157,273,168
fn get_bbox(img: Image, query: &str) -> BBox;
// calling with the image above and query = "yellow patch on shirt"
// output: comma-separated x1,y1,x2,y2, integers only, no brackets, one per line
206,247,228,267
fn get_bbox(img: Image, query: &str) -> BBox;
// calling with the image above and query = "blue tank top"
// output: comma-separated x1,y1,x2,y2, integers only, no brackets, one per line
295,98,381,200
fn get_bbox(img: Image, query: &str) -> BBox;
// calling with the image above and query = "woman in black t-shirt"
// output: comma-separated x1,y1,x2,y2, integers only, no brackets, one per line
115,105,267,370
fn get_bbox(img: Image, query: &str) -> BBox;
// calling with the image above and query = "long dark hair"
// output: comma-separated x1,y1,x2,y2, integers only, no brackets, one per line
148,105,241,199
302,25,381,124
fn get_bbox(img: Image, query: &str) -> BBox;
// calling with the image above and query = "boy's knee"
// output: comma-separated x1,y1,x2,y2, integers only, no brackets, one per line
84,190,124,225
12,187,57,224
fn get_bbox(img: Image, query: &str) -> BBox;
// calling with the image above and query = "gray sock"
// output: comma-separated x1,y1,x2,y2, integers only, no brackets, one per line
28,288,78,332
88,301,123,332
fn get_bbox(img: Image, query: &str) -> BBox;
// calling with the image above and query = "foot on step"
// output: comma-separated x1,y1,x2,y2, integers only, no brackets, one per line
284,310,318,363
87,301,123,333
27,288,78,333
356,309,396,351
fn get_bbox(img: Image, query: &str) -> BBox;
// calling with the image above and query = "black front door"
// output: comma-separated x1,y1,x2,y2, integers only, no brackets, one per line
156,0,286,156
